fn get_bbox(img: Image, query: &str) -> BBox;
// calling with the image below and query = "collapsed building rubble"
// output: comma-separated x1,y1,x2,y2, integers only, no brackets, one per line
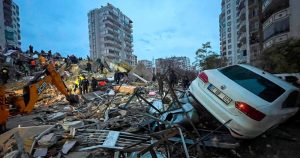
0,56,300,158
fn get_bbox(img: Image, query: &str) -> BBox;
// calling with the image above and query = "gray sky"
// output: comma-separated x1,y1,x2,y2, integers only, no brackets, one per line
15,0,221,62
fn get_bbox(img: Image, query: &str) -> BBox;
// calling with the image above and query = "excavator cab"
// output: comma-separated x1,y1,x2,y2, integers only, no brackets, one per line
0,64,79,132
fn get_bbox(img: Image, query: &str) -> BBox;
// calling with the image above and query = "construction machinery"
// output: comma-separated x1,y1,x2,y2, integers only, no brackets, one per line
0,64,79,131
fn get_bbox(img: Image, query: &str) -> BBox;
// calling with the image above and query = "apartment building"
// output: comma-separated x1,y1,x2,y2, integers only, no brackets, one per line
155,56,191,73
262,0,300,49
0,1,5,51
138,59,152,70
220,0,262,65
0,0,21,51
88,3,136,66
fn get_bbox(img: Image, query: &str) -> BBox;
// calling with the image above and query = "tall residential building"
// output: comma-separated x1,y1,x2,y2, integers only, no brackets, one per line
88,3,135,66
155,56,191,73
220,0,262,66
0,0,21,51
262,0,300,49
0,1,6,52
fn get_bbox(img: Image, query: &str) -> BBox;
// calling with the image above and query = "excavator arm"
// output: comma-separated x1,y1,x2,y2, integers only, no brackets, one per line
0,64,79,131
13,64,79,113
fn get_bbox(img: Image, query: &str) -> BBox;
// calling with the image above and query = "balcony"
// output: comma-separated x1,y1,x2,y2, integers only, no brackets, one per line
262,0,289,21
263,32,288,49
263,16,289,41
263,8,289,29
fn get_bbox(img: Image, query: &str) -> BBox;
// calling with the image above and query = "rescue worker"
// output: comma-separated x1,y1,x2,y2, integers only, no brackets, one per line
86,62,92,72
157,73,164,95
182,75,190,90
91,77,98,92
114,70,121,84
30,59,36,72
81,76,89,94
169,70,177,88
74,75,84,94
0,67,9,84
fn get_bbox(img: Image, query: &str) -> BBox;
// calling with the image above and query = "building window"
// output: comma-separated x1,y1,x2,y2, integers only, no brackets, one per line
228,51,232,55
227,27,231,32
227,15,231,20
227,4,230,9
228,45,232,49
228,39,231,43
227,10,231,14
227,21,231,26
243,50,247,56
227,33,231,38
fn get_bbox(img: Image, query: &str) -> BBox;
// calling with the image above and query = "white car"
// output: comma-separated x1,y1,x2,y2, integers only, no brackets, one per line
189,64,300,139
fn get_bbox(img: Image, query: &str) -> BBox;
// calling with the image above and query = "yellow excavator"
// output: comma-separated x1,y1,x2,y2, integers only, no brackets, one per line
0,64,79,131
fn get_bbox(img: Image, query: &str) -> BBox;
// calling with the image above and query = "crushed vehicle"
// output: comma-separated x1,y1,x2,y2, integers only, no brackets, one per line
189,64,300,138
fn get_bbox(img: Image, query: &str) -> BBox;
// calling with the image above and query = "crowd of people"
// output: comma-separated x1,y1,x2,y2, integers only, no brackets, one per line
1,45,194,96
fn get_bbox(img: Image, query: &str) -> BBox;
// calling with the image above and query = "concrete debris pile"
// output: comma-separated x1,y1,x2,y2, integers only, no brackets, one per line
1,54,300,158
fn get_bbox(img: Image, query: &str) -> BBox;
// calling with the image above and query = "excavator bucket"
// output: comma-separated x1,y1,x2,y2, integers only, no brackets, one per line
67,94,79,105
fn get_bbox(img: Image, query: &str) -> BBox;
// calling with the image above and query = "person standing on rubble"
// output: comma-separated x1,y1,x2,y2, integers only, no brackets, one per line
86,62,92,72
157,73,164,95
114,70,121,84
74,75,83,94
91,77,98,92
30,58,36,72
81,76,89,94
0,67,9,84
169,70,177,88
182,75,190,90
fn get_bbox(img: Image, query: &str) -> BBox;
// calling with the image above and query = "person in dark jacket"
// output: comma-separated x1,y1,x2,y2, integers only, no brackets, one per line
114,71,121,84
169,70,177,88
81,76,89,94
1,67,9,84
157,73,164,95
86,62,92,72
182,75,190,90
91,77,98,92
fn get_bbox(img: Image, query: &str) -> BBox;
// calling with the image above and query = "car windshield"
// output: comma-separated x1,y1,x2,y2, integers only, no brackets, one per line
219,65,285,102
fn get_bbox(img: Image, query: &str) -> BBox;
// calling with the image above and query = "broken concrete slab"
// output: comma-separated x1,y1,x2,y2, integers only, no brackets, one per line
47,112,66,122
0,125,53,152
3,150,19,158
62,140,76,154
62,121,84,130
81,91,105,101
38,133,57,147
33,148,48,158
65,152,91,158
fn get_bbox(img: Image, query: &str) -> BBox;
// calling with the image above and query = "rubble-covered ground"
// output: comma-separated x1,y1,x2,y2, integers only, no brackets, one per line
1,60,300,158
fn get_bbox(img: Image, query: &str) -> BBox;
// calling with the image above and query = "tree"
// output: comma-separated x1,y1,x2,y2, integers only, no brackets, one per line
259,39,300,73
193,42,227,70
